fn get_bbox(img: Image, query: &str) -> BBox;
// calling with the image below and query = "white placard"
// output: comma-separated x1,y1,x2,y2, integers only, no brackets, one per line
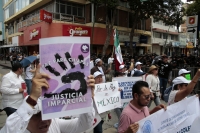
94,81,121,114
112,77,143,103
137,96,200,133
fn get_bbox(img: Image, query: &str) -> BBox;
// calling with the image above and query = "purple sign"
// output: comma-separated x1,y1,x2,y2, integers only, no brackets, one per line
39,37,91,120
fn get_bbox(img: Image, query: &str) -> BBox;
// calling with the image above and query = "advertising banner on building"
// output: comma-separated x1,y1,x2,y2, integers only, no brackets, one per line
40,9,53,23
63,25,91,37
30,27,41,40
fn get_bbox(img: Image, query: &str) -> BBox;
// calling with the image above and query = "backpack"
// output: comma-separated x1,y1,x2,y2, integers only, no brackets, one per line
163,86,173,103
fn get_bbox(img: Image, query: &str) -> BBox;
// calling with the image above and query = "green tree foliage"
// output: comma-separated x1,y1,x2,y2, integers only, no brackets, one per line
89,0,119,58
186,0,200,16
128,0,184,56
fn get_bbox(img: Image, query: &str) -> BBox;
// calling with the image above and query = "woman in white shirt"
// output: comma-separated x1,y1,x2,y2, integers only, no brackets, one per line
146,65,161,106
24,64,36,95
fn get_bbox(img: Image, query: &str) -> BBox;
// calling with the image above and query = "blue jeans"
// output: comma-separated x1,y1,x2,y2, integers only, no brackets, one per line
25,79,32,95
159,77,168,98
3,107,17,116
148,94,161,107
93,120,104,133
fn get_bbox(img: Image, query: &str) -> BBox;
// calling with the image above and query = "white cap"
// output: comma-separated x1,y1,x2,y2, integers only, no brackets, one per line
178,69,191,76
95,58,101,65
119,65,125,70
135,62,142,66
172,76,191,89
93,71,103,78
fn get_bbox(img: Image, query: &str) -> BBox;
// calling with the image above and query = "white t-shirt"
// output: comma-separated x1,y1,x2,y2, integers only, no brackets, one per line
108,57,114,64
146,74,160,94
168,90,178,105
131,68,143,76
25,65,34,79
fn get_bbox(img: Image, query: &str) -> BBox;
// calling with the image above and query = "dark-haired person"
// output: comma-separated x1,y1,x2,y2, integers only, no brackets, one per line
168,69,200,105
118,81,166,133
0,62,24,116
0,65,96,133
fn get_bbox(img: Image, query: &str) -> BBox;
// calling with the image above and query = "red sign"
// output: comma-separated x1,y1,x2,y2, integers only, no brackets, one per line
63,25,91,37
189,17,195,25
40,9,53,23
29,27,41,40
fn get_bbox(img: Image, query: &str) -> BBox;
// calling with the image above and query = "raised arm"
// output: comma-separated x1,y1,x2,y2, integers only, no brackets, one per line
175,69,200,102
128,59,134,72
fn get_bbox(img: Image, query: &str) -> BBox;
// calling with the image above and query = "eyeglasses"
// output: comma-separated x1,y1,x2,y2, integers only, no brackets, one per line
139,94,151,100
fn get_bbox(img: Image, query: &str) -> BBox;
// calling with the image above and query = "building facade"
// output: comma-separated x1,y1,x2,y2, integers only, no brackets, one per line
151,18,179,56
2,0,151,57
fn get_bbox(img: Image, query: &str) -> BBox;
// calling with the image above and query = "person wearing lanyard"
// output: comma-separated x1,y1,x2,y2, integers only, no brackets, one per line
91,58,110,83
146,65,161,107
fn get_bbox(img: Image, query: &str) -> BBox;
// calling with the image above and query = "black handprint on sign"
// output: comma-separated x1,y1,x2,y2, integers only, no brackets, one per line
65,52,75,68
45,64,60,76
78,54,84,69
55,53,67,70
44,72,87,98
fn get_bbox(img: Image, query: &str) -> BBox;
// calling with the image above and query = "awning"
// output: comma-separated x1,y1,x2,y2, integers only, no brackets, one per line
0,44,17,48
187,43,194,49
152,28,178,35
7,32,23,38
137,43,151,47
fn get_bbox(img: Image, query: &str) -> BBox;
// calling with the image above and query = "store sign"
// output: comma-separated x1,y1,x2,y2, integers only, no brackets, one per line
29,27,41,40
118,31,139,42
172,41,180,47
40,9,52,23
179,33,187,48
186,15,198,27
18,14,40,29
63,25,91,37
124,41,136,47
60,14,73,22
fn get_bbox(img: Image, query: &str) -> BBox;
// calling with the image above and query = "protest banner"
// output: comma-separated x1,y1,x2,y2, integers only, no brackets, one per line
137,96,200,133
40,37,92,120
112,77,142,103
94,81,121,114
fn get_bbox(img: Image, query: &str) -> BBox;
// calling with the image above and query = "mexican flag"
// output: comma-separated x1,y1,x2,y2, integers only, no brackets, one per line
114,29,123,65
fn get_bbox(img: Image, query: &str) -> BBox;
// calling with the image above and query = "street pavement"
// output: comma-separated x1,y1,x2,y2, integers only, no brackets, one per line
0,60,167,133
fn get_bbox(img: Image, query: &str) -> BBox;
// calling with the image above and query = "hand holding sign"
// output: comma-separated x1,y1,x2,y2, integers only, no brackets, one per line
125,123,139,133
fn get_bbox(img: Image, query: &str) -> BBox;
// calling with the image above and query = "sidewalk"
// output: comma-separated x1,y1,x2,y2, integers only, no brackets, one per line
0,60,12,69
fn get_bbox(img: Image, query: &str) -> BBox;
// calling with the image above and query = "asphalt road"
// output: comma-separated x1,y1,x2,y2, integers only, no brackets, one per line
0,66,166,133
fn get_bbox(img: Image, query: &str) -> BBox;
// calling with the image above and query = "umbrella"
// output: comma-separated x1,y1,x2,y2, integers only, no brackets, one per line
20,55,37,67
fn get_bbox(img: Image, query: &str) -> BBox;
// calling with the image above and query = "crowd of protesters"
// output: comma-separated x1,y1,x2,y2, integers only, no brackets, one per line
0,50,200,133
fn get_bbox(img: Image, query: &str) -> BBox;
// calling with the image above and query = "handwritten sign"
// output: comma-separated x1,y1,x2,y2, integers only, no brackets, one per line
94,81,121,114
112,77,142,103
137,96,200,133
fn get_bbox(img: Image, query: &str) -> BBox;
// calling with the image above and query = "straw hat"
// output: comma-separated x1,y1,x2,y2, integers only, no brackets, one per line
148,65,158,73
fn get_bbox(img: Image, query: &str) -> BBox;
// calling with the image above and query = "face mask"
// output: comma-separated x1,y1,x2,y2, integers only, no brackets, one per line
185,74,191,80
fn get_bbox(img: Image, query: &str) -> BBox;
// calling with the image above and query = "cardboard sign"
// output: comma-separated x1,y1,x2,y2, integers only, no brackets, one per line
40,37,91,120
112,77,142,103
94,81,121,114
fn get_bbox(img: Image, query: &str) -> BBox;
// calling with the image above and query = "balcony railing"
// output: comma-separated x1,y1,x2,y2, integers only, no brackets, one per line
17,12,86,31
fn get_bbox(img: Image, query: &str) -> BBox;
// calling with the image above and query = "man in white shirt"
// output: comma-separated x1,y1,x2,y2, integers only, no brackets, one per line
91,58,110,83
0,62,24,116
0,65,96,133
131,61,143,76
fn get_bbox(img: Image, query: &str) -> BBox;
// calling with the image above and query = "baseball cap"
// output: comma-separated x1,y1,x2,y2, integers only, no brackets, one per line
133,70,146,76
93,71,103,78
135,62,142,66
172,76,191,89
178,69,191,76
95,58,101,65
119,65,125,70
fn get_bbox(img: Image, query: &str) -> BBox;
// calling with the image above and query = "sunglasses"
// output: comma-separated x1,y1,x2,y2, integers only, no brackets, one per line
139,94,151,100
